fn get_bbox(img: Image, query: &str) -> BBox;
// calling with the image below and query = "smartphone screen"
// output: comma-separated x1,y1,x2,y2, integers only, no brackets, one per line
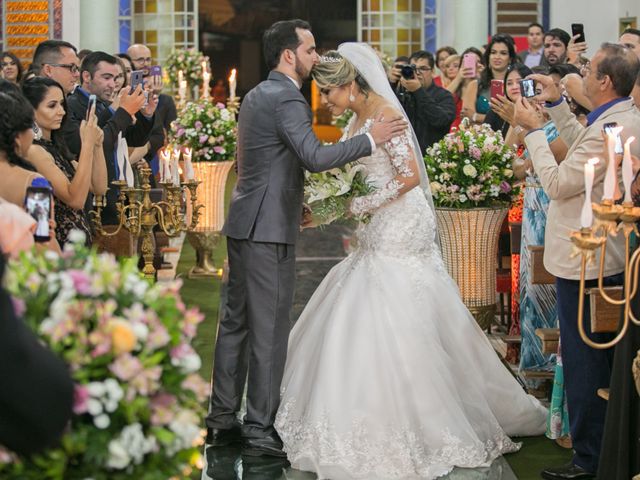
603,122,623,154
150,65,161,77
130,70,145,93
462,53,476,77
86,94,96,120
24,187,51,242
519,79,536,98
490,79,503,100
571,23,585,43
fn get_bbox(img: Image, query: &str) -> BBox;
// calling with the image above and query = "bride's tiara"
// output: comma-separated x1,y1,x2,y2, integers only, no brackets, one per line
320,55,342,64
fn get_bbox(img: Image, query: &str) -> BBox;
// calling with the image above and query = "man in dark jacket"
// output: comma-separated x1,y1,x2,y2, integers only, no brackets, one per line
397,50,456,155
61,51,156,225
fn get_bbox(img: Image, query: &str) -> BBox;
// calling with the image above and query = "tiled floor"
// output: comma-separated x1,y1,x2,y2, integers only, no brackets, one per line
200,445,518,479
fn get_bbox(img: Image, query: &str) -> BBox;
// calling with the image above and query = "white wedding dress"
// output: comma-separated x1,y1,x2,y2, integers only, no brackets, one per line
274,117,547,479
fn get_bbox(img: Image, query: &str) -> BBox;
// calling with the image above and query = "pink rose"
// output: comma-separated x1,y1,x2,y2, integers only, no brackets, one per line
73,384,89,414
109,354,143,381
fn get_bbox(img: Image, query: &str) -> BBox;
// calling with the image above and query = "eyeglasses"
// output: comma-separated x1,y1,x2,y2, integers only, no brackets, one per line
580,61,592,75
1,61,17,68
411,64,432,72
132,57,152,64
47,63,80,73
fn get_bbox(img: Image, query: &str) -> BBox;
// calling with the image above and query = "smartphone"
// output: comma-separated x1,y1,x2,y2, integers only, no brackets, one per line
86,94,96,120
24,185,52,242
603,122,623,154
490,79,504,100
519,78,536,98
130,70,145,93
571,23,585,43
462,53,476,77
150,65,161,77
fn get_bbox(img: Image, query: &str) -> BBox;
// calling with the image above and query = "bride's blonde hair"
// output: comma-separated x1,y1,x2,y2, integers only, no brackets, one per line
312,51,372,96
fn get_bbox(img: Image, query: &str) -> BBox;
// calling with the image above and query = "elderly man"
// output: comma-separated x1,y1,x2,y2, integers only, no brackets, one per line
127,43,177,176
32,40,80,94
514,43,640,480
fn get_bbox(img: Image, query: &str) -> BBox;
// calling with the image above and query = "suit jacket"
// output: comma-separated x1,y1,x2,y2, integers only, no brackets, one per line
525,98,640,280
145,93,177,163
517,49,549,69
223,71,372,245
63,88,154,224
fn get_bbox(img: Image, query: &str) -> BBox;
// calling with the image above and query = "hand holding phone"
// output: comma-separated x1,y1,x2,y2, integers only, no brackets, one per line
603,122,623,154
86,94,96,121
519,79,536,98
571,23,585,43
24,179,53,243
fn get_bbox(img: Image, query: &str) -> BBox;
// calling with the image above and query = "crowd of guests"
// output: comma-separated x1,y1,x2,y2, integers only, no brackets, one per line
2,23,640,480
0,40,177,247
384,24,640,480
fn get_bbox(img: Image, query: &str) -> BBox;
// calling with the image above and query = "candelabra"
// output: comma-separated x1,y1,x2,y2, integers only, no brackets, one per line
226,96,240,115
91,166,202,278
570,199,640,349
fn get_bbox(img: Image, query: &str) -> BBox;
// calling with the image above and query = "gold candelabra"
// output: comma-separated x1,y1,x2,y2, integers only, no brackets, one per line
570,199,640,349
91,166,202,278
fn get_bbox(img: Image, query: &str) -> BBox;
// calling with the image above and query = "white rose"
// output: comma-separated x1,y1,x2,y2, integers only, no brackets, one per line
94,414,111,429
131,322,149,342
87,381,106,398
503,169,513,178
106,439,131,470
462,165,478,178
459,194,468,203
87,398,103,416
68,229,87,244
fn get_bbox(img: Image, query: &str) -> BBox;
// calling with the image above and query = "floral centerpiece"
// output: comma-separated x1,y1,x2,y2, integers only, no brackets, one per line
424,123,519,208
0,233,208,479
165,48,207,88
169,99,237,162
305,163,372,226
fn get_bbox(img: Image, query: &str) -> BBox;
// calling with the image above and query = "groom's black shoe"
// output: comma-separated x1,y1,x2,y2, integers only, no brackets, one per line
205,421,242,447
540,463,595,480
241,433,287,458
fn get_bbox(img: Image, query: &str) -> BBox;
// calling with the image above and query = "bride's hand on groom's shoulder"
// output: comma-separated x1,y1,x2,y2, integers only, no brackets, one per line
369,111,408,146
300,204,316,230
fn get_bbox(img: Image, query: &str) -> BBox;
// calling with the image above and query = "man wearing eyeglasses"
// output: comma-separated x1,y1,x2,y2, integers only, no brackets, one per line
32,40,81,94
396,50,456,154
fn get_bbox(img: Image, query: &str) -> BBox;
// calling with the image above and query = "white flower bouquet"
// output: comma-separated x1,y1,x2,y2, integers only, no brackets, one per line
304,163,373,226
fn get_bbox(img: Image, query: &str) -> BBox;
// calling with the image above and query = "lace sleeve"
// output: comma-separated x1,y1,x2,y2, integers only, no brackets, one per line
350,129,417,217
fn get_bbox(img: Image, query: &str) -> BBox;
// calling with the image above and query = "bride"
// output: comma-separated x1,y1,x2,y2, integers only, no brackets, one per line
274,43,547,479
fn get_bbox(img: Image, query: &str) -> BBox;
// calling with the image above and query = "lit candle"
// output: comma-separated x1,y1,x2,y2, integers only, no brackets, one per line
172,147,181,186
178,70,184,84
229,68,237,99
603,126,623,200
581,158,599,228
159,147,171,183
201,60,207,73
623,136,636,203
183,147,195,181
178,79,187,105
202,71,211,99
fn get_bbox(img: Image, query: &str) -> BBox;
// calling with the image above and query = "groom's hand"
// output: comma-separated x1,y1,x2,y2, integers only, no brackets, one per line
300,204,316,230
369,114,408,146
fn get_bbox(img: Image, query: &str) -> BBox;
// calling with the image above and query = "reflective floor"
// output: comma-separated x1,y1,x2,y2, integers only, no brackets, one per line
201,445,518,480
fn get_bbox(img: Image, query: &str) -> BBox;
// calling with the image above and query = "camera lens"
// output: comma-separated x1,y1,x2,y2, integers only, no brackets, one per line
401,65,415,79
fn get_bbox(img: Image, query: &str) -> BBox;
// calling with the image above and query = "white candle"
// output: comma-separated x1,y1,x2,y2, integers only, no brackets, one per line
203,71,211,99
172,148,181,186
581,158,599,228
183,147,194,180
178,70,184,84
623,136,636,203
159,148,171,183
603,126,623,200
229,69,237,99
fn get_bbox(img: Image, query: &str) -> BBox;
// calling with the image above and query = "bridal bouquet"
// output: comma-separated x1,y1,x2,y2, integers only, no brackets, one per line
169,99,237,162
0,233,208,479
305,163,372,226
424,123,519,208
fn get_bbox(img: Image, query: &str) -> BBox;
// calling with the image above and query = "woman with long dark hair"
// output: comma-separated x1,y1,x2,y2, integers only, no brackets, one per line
0,82,45,206
1,51,24,84
22,77,106,246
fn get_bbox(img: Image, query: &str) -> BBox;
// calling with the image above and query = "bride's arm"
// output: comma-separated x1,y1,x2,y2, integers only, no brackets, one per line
350,108,420,217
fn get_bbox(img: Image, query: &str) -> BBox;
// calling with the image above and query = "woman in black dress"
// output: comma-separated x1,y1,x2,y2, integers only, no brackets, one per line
22,77,107,246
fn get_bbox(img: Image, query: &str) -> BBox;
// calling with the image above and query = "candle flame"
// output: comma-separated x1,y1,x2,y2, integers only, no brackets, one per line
184,146,192,157
229,68,236,82
588,158,599,166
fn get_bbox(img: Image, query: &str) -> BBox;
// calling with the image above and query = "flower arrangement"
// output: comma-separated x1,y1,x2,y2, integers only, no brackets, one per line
332,109,354,131
165,48,207,88
424,123,519,208
169,99,237,162
305,163,372,225
0,232,208,479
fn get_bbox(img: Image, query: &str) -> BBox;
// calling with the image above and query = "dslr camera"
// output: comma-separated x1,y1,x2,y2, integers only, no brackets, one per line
401,64,417,79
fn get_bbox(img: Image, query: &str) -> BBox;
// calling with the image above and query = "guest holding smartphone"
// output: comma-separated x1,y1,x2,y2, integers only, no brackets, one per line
22,77,106,246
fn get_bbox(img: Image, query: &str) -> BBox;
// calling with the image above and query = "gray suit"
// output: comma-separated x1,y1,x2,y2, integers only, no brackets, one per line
206,71,372,438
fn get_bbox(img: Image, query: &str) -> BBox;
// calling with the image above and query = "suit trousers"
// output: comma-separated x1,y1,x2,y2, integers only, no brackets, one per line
555,273,623,473
206,237,296,438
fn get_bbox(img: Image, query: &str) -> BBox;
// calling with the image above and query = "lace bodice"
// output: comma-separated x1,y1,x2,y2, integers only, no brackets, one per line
343,117,444,274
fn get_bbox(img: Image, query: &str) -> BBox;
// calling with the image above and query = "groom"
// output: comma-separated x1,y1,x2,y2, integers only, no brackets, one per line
205,19,407,457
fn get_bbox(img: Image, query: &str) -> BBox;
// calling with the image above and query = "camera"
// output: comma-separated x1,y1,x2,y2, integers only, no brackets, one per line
401,64,416,80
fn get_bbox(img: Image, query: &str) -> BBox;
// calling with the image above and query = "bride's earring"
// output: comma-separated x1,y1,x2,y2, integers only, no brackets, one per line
33,122,42,141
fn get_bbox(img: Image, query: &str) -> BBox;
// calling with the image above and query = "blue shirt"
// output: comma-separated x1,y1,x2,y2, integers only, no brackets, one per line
585,97,629,126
